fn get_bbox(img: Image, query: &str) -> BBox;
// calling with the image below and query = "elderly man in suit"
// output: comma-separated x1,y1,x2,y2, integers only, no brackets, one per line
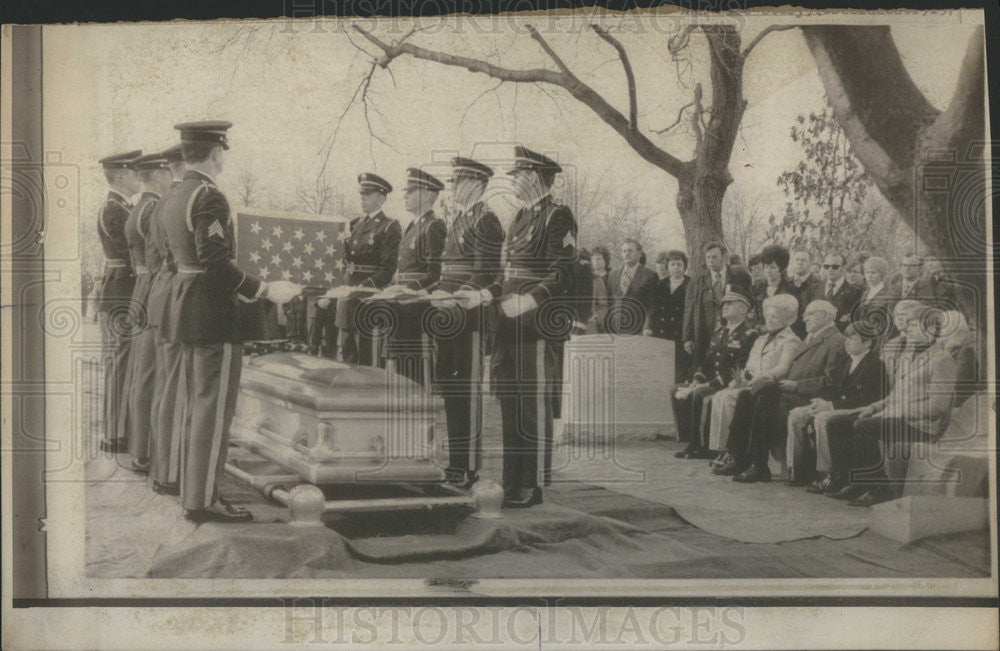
898,251,937,302
718,299,847,483
786,322,889,491
682,241,733,369
607,238,657,335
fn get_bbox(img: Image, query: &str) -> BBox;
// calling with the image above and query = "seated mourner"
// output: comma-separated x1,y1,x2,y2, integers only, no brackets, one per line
714,299,846,483
707,293,801,470
671,280,758,459
879,299,922,378
785,322,889,495
830,305,958,506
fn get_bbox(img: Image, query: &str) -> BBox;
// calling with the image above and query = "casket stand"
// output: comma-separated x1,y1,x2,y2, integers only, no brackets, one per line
225,343,483,522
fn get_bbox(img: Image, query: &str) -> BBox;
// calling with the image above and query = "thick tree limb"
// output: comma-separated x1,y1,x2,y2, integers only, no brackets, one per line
353,24,686,178
590,25,638,132
741,25,797,60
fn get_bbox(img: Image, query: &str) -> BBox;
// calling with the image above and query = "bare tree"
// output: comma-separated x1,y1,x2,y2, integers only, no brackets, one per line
295,169,338,215
235,166,261,209
801,26,986,329
721,185,768,264
352,22,793,269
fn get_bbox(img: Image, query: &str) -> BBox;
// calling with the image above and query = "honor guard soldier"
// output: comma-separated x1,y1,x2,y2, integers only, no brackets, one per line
96,149,142,453
336,173,401,365
482,146,578,508
381,168,447,385
161,121,301,522
121,151,174,474
672,276,758,459
435,157,505,488
146,143,186,495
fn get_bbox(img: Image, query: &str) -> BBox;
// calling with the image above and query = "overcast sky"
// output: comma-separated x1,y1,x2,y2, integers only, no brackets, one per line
43,11,982,260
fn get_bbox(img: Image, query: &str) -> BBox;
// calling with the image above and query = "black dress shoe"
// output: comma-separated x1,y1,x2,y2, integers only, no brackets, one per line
184,498,253,523
848,489,892,507
688,448,715,460
733,464,771,483
503,487,542,509
131,458,150,475
807,474,843,495
100,438,128,453
712,458,743,476
152,481,179,496
827,484,866,501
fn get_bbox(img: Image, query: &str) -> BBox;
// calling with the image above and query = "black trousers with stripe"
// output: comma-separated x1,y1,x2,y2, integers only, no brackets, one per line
179,342,242,511
494,336,558,493
434,308,485,474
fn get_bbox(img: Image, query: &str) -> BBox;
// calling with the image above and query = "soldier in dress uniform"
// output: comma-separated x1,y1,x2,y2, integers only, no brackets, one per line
161,121,300,522
121,151,174,474
434,157,505,487
381,168,447,386
672,281,759,459
336,173,401,365
96,149,142,453
480,146,577,508
146,143,186,495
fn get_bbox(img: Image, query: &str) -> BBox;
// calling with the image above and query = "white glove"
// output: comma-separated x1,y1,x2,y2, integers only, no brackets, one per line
501,293,537,318
454,288,491,309
317,298,331,309
263,280,302,305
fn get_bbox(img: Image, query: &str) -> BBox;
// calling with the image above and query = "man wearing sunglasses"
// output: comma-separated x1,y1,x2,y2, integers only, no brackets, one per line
819,252,862,332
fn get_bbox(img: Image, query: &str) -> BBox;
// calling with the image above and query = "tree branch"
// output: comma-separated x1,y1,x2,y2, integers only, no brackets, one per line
590,25,638,132
352,24,686,178
741,25,797,60
654,101,694,134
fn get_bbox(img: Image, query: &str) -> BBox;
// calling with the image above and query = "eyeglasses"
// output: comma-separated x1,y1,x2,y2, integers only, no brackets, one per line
822,264,841,269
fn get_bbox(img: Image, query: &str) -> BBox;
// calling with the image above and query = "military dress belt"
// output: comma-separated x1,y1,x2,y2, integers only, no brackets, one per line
134,264,151,275
504,265,546,280
394,272,425,282
177,264,205,274
105,258,129,269
346,263,379,274
441,263,474,274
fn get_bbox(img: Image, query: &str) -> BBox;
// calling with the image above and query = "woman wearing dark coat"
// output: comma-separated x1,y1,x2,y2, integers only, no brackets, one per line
751,245,796,328
647,250,691,382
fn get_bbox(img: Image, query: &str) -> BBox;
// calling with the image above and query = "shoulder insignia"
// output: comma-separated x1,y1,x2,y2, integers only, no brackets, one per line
207,219,225,240
562,230,576,249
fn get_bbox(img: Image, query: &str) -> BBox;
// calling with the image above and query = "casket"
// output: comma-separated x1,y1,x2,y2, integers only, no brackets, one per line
232,352,445,485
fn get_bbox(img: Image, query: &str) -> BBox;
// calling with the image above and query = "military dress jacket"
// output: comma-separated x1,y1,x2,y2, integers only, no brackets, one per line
437,201,504,293
395,210,447,291
345,211,402,288
692,320,759,389
145,180,180,333
161,170,261,344
97,190,136,313
124,192,161,320
486,194,577,342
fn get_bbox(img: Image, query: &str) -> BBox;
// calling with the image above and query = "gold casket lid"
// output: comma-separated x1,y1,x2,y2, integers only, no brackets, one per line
242,352,435,413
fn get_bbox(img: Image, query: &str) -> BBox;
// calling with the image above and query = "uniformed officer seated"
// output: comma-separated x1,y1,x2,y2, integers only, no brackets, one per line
672,279,758,460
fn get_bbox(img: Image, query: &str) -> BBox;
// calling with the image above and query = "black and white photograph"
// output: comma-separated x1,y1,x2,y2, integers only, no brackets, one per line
2,3,997,648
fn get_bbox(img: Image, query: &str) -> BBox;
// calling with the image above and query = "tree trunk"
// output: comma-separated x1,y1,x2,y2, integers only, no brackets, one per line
802,26,987,336
677,162,728,270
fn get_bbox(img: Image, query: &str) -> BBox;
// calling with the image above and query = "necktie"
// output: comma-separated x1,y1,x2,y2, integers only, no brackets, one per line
620,267,633,294
826,281,834,298
712,272,723,297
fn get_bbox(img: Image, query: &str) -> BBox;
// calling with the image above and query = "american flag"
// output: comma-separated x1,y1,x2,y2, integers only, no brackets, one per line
235,212,349,289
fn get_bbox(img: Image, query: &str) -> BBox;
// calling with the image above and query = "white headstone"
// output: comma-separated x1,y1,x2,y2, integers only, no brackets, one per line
562,334,676,441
